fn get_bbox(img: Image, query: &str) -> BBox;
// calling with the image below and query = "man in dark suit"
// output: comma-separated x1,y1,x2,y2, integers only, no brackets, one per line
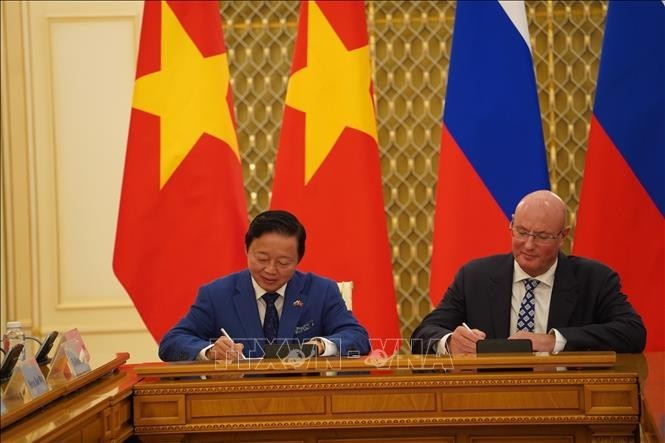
412,190,646,355
159,210,370,361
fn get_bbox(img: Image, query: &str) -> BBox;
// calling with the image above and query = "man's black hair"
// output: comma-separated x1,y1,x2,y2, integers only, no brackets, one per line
245,210,306,261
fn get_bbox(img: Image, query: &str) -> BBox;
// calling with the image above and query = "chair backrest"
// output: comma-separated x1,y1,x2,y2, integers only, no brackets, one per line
337,281,353,311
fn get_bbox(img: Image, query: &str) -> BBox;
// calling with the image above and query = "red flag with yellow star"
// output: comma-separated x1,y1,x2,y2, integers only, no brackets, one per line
113,0,248,342
271,1,400,352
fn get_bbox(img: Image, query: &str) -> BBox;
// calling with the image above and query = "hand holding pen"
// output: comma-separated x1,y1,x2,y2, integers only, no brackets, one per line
448,322,486,355
205,328,245,361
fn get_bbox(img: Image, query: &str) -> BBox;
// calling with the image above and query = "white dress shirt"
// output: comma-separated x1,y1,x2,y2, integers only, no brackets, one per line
511,260,566,353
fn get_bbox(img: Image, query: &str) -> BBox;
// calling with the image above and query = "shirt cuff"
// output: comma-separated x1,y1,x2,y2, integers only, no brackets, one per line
198,344,214,360
436,333,453,355
313,337,338,356
550,328,567,353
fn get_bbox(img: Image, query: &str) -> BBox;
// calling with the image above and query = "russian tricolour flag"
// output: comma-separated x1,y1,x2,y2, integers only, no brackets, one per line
429,1,549,305
574,1,664,351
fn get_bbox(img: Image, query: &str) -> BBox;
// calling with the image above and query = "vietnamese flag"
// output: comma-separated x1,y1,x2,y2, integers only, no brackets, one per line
113,1,248,342
574,1,664,351
270,1,401,352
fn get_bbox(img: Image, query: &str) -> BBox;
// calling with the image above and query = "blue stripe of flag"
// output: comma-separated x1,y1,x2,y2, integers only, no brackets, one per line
593,0,665,216
443,1,549,218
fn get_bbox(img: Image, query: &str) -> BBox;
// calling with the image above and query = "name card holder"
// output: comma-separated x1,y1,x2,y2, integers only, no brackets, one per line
46,339,91,386
62,328,90,363
2,357,48,403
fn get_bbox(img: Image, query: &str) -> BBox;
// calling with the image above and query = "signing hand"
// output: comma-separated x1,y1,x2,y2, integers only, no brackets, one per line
448,325,486,355
206,335,244,361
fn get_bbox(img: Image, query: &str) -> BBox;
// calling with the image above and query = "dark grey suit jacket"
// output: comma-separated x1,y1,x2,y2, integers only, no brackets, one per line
411,253,646,354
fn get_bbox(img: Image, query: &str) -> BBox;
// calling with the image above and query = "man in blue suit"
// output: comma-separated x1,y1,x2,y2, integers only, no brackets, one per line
159,210,370,361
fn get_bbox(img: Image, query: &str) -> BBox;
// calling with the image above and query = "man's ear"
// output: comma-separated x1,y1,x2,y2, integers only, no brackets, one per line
559,226,571,247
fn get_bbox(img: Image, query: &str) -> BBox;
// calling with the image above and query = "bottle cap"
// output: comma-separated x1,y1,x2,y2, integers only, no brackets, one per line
6,321,22,329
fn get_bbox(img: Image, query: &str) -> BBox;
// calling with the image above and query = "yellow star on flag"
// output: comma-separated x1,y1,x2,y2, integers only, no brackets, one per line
132,1,239,188
285,1,378,184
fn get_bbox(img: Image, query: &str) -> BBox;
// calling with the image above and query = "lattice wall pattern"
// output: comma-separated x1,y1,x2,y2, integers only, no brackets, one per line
220,1,607,341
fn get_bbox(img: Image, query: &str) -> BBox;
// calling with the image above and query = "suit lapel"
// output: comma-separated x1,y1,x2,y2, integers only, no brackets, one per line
547,253,579,329
488,255,514,338
278,272,305,338
233,270,264,339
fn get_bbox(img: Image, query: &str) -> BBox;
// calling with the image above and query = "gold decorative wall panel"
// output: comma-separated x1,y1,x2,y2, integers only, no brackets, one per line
220,1,607,341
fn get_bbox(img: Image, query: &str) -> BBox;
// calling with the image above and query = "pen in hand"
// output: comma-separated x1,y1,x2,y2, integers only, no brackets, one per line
462,322,473,332
220,328,233,341
220,328,246,360
462,322,485,340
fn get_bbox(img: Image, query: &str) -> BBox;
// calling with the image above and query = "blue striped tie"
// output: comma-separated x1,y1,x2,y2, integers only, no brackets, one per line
262,292,280,343
517,279,539,332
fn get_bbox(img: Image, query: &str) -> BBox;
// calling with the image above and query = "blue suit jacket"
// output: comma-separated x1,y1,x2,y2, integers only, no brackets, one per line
159,269,370,361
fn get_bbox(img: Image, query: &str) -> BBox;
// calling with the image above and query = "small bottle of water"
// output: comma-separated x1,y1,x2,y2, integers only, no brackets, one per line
4,321,26,360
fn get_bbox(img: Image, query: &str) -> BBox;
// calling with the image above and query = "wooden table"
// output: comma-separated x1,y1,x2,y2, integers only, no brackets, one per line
132,352,646,442
3,352,661,442
641,352,665,442
1,353,135,443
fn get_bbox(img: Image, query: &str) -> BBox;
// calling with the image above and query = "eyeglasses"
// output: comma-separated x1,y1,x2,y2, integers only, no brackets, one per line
510,224,564,244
